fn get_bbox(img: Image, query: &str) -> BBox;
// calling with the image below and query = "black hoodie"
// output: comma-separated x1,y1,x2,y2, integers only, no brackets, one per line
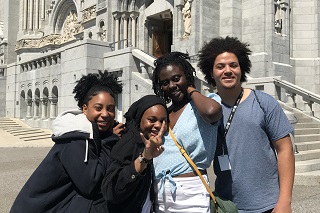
10,110,118,213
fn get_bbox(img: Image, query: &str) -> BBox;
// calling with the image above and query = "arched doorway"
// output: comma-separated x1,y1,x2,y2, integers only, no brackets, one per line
150,13,173,58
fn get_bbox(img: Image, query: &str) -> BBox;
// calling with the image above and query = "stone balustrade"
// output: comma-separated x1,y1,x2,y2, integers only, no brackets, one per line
20,53,61,72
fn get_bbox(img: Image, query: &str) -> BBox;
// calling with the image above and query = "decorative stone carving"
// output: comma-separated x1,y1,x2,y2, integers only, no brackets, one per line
82,5,96,23
100,30,106,41
61,12,83,43
182,0,191,38
15,34,61,50
38,34,61,47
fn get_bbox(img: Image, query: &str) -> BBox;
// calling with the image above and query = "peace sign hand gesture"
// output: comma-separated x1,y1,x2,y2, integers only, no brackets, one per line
140,120,167,160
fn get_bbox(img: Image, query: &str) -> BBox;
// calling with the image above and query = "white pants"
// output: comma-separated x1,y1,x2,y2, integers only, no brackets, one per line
155,175,210,213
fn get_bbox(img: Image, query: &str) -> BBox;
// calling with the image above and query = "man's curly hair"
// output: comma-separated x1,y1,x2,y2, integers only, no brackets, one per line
152,52,196,103
73,70,122,109
198,36,252,87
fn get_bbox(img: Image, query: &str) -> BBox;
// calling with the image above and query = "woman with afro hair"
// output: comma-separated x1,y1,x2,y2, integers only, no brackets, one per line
10,71,123,213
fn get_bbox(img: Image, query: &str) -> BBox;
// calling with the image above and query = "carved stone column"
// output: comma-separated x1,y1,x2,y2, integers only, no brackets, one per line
130,12,139,47
176,1,184,38
26,99,33,118
33,99,40,118
23,0,28,30
112,12,122,50
35,0,39,29
41,0,45,20
41,98,48,119
29,0,34,30
49,97,58,118
122,12,129,48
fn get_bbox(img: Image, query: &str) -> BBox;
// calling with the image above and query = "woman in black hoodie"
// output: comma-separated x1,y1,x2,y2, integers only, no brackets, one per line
102,95,168,213
10,71,123,213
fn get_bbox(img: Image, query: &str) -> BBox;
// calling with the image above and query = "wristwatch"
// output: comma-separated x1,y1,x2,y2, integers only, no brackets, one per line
139,152,152,164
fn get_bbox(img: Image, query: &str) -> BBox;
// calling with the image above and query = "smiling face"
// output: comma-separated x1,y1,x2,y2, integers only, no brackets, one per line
212,52,242,90
139,105,168,140
83,91,116,132
159,64,188,104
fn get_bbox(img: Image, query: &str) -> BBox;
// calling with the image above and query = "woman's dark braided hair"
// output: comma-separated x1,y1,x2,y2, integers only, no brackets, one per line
198,36,252,87
73,70,122,109
152,51,196,103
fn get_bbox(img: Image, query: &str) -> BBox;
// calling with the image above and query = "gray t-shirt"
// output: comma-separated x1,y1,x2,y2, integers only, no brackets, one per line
214,90,294,213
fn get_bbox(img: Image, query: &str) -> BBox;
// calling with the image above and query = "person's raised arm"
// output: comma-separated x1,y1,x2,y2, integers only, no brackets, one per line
187,86,222,124
134,120,166,173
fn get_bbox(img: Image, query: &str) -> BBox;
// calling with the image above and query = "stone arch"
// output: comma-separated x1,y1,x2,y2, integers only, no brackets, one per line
50,0,78,34
144,0,173,17
20,90,27,119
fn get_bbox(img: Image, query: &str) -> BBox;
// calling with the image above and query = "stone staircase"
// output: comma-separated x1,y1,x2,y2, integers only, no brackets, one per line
0,117,52,147
280,103,320,185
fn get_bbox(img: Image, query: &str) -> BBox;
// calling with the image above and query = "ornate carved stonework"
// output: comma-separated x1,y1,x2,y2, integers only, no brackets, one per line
16,11,85,50
15,34,61,50
61,12,83,43
82,5,96,23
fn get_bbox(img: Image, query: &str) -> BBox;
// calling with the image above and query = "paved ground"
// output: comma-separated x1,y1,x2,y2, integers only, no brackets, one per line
1,133,320,212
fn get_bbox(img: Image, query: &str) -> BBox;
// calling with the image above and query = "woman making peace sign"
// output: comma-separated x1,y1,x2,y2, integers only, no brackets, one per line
101,95,168,213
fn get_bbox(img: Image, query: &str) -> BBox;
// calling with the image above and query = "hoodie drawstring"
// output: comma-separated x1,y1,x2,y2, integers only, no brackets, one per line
84,139,88,163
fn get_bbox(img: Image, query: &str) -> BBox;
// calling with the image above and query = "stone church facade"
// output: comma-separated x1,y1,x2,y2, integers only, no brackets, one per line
0,0,319,128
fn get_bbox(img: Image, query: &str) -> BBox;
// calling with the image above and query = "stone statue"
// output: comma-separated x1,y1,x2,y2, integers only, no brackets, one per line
182,0,191,38
275,0,283,34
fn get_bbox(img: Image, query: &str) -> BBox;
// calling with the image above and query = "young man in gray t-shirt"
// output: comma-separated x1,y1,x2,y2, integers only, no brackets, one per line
198,36,295,213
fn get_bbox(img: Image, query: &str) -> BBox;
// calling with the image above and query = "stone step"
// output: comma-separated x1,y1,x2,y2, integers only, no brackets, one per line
294,113,311,119
0,117,12,120
296,141,320,152
295,170,320,185
295,123,320,128
295,134,320,142
295,149,320,161
295,128,320,135
297,117,317,123
295,159,320,173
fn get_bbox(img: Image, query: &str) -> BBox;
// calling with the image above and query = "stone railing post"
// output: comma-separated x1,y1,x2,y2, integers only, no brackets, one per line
286,91,296,108
302,97,314,116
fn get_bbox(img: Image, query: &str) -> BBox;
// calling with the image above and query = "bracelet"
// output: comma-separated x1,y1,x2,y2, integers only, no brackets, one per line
188,89,200,99
139,152,152,164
